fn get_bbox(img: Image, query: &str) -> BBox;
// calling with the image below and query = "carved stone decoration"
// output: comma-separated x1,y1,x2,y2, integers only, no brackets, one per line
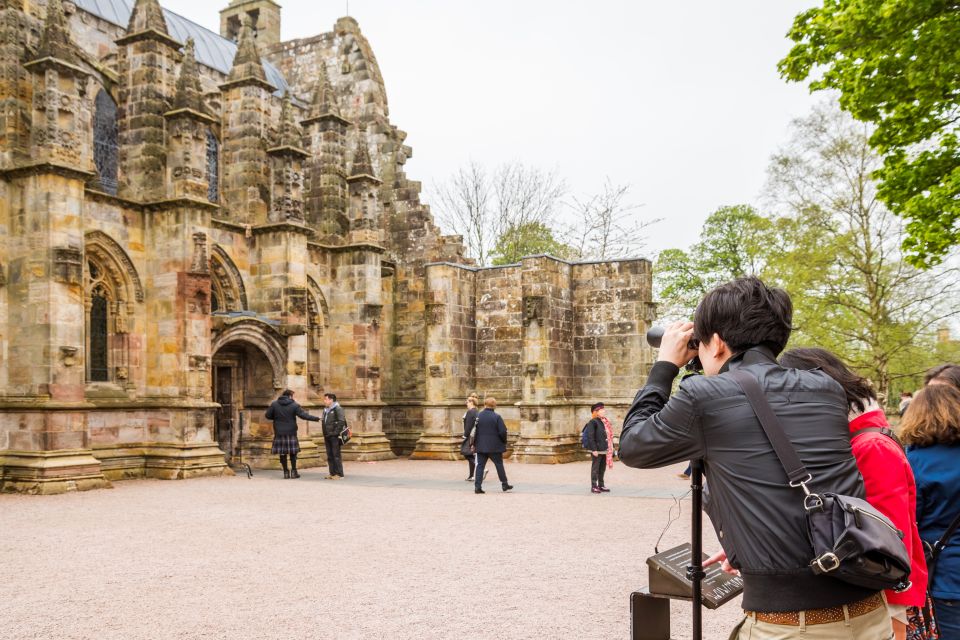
525,363,542,379
85,231,145,302
362,303,383,328
425,302,445,326
189,355,209,371
310,373,323,387
293,361,305,375
60,346,79,367
115,366,128,381
53,246,83,285
114,301,128,334
190,232,208,274
522,296,544,327
428,365,443,378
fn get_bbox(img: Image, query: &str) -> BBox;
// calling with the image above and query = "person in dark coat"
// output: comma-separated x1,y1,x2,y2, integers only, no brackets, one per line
462,394,480,481
265,389,320,479
322,392,347,479
473,397,513,494
584,402,611,493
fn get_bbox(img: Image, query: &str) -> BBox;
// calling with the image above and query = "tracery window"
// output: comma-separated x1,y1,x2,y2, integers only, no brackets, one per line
206,129,219,203
93,90,119,196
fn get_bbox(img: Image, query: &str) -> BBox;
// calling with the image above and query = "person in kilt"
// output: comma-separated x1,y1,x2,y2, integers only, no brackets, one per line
264,389,320,479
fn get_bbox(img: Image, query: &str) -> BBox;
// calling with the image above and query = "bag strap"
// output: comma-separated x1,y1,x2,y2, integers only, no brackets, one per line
851,426,902,446
728,369,812,487
934,510,960,557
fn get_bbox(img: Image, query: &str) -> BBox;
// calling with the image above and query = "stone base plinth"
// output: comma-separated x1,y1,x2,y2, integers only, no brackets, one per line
142,443,234,480
409,433,465,461
240,438,322,469
0,449,112,495
510,435,582,464
340,431,396,461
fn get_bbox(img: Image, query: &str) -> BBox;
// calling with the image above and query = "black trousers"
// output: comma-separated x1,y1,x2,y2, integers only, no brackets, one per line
475,452,507,489
324,436,344,477
465,453,476,478
591,454,607,487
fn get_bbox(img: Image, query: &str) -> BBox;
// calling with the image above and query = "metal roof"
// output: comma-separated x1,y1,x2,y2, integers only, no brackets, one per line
74,0,290,96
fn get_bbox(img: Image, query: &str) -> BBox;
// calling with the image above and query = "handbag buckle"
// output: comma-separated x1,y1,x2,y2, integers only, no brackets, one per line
813,553,841,573
789,474,814,495
804,493,824,511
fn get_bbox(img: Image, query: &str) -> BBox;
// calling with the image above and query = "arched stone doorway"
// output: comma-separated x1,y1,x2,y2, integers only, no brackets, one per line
211,340,277,465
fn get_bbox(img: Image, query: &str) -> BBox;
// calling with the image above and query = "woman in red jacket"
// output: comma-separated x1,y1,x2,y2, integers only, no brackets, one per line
780,348,929,640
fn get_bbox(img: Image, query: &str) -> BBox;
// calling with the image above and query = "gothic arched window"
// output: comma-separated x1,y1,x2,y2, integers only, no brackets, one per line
93,90,119,196
206,129,219,203
89,283,110,382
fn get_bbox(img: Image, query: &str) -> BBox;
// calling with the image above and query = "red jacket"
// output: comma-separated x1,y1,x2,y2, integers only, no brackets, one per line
849,410,928,606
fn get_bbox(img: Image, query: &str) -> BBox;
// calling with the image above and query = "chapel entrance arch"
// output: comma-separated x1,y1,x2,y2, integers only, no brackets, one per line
210,322,287,463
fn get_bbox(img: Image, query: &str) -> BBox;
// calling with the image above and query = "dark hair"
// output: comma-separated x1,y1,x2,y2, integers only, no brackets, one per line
779,347,875,413
899,384,960,447
693,276,793,355
324,393,337,402
282,389,294,397
925,365,960,391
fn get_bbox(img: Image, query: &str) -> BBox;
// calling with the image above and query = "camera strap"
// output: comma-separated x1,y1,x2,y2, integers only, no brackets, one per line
728,370,812,488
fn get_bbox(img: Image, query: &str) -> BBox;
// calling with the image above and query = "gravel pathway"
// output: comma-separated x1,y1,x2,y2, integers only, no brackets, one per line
0,459,743,639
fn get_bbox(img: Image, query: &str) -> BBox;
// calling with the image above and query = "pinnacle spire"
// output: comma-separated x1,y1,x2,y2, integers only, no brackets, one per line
35,0,81,65
276,92,304,149
309,64,341,119
350,124,376,180
227,14,269,86
127,0,169,36
173,38,206,112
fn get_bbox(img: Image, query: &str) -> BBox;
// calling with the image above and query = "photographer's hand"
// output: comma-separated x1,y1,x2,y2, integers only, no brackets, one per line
656,321,697,368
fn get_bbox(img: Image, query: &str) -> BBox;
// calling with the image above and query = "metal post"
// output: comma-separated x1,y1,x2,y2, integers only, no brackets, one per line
688,458,705,640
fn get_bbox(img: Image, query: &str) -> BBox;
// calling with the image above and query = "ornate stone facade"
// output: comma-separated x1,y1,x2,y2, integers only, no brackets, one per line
0,0,654,494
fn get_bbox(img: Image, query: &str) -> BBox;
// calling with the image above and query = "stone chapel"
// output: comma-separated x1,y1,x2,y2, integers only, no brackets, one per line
0,0,655,493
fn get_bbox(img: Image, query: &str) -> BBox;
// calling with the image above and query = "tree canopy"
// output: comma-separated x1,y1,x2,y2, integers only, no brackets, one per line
778,1,960,268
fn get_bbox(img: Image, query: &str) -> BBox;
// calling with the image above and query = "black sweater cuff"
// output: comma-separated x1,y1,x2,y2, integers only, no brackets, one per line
647,361,680,394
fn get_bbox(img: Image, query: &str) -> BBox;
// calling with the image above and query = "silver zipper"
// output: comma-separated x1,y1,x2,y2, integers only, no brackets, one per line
852,506,900,535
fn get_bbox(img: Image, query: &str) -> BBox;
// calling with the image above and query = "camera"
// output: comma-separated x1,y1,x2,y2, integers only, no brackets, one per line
646,326,702,372
645,326,700,351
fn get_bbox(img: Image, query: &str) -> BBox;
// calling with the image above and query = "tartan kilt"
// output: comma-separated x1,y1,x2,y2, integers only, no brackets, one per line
271,433,301,455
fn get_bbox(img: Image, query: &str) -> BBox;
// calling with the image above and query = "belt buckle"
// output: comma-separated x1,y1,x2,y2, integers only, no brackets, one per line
813,552,840,573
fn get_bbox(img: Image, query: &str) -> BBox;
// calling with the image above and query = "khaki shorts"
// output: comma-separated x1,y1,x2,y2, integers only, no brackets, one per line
731,600,893,639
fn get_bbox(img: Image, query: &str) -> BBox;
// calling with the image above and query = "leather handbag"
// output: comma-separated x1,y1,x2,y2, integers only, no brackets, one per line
730,369,912,592
338,423,351,446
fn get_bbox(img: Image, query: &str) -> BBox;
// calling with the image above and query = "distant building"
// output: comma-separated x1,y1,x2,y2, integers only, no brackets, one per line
0,0,654,493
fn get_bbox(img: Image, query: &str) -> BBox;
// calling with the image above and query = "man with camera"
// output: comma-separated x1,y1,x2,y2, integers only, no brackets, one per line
619,277,893,638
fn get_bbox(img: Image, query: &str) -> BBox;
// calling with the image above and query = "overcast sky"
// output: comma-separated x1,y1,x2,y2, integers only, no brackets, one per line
163,0,820,257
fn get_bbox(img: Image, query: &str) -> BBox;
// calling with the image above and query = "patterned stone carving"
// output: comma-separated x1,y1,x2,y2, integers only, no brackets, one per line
190,232,209,274
53,246,83,285
425,302,445,326
522,296,544,327
85,231,145,302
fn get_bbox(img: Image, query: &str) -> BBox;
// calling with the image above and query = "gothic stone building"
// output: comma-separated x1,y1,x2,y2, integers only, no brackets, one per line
0,0,655,493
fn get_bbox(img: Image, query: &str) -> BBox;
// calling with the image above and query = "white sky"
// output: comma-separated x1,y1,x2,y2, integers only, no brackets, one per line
162,0,820,257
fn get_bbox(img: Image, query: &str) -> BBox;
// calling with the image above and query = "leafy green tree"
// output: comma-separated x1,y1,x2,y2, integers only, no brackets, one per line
490,221,575,266
778,1,960,268
655,205,771,318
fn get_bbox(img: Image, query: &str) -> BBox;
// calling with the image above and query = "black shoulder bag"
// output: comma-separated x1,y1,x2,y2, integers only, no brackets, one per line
730,369,912,592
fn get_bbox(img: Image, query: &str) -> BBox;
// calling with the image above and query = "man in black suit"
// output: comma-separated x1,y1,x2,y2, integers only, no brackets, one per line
473,396,513,494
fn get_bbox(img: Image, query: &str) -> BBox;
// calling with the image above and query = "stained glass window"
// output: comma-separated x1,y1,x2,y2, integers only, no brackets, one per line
89,288,109,382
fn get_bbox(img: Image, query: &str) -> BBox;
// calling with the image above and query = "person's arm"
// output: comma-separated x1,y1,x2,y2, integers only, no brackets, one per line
856,439,916,604
586,420,601,456
265,404,275,420
336,405,346,428
619,362,704,468
497,415,507,443
295,404,320,422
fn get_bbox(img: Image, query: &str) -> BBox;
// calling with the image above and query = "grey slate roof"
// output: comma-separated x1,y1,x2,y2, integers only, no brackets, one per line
74,0,290,96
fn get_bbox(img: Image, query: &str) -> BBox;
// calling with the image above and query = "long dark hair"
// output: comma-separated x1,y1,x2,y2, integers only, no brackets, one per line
779,347,875,413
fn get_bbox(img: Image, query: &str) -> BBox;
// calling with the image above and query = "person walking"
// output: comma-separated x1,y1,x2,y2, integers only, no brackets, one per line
584,402,613,493
901,383,960,639
473,397,512,494
322,393,347,480
264,389,320,479
780,348,929,639
462,394,480,481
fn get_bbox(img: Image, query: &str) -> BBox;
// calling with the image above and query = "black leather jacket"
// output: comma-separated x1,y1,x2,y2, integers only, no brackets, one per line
619,346,872,612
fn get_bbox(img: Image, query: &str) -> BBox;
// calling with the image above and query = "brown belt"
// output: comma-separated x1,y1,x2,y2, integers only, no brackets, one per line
745,593,885,626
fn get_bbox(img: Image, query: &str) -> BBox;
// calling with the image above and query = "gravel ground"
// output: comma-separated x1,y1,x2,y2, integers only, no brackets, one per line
0,459,743,639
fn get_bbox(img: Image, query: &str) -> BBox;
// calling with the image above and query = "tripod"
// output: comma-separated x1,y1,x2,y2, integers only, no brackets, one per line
688,458,705,640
